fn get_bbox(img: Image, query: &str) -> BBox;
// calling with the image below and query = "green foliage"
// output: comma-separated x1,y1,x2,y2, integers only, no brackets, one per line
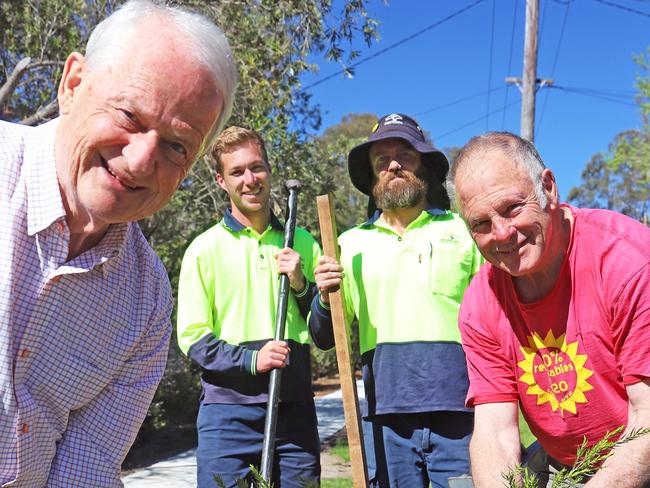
213,465,265,488
311,346,340,379
0,0,113,122
503,426,650,488
569,46,649,225
633,46,650,120
567,153,622,210
502,465,538,488
568,134,649,223
322,479,353,488
550,426,650,487
213,464,324,488
607,128,650,224
330,438,351,463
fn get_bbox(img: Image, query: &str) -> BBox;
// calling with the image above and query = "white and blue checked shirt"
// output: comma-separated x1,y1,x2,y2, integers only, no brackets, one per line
0,119,173,487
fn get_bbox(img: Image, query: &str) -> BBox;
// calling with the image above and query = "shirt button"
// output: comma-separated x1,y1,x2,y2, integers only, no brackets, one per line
57,221,65,232
20,348,29,359
50,276,61,284
397,237,402,241
259,254,265,259
19,423,29,434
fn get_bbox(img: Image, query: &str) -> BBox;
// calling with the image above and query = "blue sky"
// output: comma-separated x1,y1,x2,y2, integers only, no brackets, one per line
301,0,649,200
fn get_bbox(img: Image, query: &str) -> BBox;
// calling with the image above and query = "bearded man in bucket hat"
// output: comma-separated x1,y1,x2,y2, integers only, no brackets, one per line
309,113,483,487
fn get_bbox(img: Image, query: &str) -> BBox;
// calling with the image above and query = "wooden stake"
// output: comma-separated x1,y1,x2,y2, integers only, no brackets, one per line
316,194,368,488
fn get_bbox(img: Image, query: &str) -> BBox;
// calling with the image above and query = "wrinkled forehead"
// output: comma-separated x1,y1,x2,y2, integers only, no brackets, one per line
455,149,529,199
456,147,520,181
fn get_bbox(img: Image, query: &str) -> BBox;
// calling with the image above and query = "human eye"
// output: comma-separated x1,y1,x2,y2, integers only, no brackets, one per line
505,202,524,216
168,141,187,157
117,108,138,128
120,109,135,120
372,155,389,170
471,219,490,234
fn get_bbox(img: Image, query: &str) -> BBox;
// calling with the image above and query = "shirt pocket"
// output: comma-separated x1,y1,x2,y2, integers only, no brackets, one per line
56,353,117,411
418,237,472,299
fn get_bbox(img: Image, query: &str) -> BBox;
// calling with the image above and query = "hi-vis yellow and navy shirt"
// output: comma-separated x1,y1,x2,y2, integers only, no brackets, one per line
310,209,483,417
177,210,321,404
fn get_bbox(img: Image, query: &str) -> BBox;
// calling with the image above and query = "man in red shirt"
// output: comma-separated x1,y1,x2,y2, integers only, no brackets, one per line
450,131,650,487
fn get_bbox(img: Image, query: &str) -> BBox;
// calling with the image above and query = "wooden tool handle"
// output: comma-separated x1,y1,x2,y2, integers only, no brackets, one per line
316,194,368,488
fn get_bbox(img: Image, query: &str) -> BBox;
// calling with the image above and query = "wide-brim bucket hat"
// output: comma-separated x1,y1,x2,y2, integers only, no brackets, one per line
348,113,450,197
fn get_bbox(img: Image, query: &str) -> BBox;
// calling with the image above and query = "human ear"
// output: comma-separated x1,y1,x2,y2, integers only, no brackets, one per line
215,171,227,191
57,52,86,115
541,168,559,206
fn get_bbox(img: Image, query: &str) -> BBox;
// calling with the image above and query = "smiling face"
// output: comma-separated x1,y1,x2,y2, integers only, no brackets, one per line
54,23,222,234
216,141,272,220
455,149,559,278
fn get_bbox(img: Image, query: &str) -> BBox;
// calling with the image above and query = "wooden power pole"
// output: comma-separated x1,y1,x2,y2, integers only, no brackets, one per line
521,0,539,142
506,0,553,142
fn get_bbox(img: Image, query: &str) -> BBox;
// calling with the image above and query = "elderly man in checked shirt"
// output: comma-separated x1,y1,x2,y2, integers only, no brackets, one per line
0,1,236,486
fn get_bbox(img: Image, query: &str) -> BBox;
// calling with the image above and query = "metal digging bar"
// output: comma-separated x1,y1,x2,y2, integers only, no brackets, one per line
259,179,301,484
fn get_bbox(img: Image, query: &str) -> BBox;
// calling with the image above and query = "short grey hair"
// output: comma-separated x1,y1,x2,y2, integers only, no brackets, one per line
85,0,237,157
449,131,548,211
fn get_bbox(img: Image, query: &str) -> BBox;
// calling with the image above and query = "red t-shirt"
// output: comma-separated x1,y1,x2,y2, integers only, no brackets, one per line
459,206,650,465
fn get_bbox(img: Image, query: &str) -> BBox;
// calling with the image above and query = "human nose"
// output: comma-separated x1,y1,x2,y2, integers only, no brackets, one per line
124,131,158,176
387,159,402,172
492,217,516,241
243,168,258,186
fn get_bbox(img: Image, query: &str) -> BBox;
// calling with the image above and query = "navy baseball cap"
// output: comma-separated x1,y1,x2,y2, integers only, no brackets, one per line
348,113,449,196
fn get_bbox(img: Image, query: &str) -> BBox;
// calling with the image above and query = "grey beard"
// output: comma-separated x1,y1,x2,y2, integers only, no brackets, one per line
372,172,427,210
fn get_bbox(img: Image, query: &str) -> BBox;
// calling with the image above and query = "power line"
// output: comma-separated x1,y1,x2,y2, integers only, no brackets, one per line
552,85,637,97
536,0,572,137
299,0,486,92
434,98,522,142
549,84,639,106
501,0,519,129
432,83,637,143
486,0,496,131
539,0,550,46
413,86,506,117
298,82,636,159
591,0,650,17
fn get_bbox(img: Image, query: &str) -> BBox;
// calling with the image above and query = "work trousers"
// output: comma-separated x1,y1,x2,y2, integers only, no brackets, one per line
196,401,320,488
364,411,473,488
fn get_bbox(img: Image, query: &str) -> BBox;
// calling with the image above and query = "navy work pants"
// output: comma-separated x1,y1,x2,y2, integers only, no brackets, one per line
364,411,473,488
196,401,320,488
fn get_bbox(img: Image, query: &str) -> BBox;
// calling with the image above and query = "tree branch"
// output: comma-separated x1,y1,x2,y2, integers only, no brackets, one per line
0,57,31,109
21,99,59,126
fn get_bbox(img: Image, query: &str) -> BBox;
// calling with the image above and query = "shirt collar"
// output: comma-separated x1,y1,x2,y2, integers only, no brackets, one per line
222,208,284,232
361,207,448,227
24,118,67,236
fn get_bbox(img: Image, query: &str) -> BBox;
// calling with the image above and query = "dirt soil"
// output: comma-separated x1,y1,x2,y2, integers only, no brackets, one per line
122,376,350,478
320,428,352,479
